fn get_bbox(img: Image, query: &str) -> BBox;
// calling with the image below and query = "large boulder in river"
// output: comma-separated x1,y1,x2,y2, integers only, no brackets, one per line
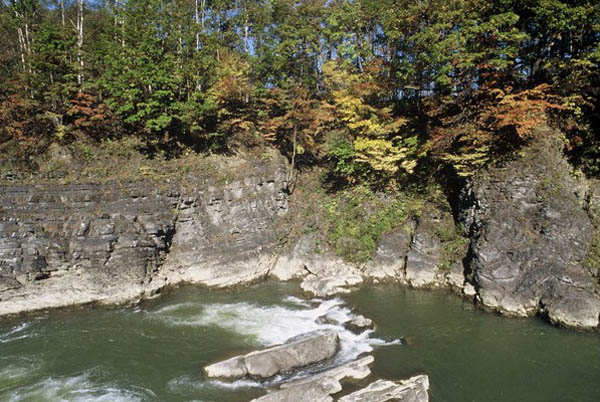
204,330,339,379
459,130,600,330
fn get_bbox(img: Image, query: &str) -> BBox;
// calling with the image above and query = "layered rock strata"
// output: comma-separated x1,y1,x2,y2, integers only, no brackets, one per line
1,137,599,331
0,155,289,315
250,355,376,402
338,376,430,402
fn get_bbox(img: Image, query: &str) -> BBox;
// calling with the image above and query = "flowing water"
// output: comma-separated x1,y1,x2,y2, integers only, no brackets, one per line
1,282,599,402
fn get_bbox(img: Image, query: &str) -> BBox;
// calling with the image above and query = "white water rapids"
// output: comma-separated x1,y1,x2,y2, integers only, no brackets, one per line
0,293,400,401
148,295,400,390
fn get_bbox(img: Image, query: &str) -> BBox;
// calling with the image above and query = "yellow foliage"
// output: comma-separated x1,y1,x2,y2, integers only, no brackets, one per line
354,137,417,175
209,49,252,106
323,60,416,177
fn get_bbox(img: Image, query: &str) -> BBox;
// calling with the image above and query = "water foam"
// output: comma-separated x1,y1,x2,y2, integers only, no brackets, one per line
0,322,35,344
2,372,156,402
168,374,264,393
151,295,401,389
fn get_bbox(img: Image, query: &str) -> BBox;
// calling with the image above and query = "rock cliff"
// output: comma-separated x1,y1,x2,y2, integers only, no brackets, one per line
1,138,599,331
0,155,289,315
459,134,600,329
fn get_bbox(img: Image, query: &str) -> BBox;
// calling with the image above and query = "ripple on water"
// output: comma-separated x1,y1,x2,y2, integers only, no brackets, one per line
0,322,36,344
0,356,44,388
2,372,157,402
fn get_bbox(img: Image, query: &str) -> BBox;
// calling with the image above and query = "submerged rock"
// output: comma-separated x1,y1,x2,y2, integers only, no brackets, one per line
204,330,339,379
251,355,374,402
338,375,429,402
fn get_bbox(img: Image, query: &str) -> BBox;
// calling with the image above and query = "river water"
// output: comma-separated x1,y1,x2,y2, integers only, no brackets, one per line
1,282,599,402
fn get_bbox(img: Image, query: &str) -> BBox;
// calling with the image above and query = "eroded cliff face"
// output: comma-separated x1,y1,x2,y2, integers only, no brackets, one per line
0,141,599,331
0,183,179,314
0,155,289,315
459,134,600,329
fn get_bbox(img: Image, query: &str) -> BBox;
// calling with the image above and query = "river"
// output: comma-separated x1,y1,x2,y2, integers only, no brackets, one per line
1,282,599,401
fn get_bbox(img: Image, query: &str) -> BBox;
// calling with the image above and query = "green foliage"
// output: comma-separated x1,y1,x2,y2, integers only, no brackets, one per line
435,222,469,272
30,22,77,109
0,0,598,180
327,139,361,183
324,186,422,263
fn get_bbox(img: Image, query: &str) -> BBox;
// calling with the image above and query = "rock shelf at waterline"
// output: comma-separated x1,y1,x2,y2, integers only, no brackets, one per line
3,139,600,332
243,352,430,401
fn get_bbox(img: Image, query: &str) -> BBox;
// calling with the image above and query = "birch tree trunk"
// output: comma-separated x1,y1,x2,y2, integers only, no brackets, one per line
13,8,31,74
195,0,200,51
76,0,84,87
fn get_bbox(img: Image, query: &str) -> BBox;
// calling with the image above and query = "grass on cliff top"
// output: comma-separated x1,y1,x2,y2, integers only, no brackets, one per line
0,136,276,186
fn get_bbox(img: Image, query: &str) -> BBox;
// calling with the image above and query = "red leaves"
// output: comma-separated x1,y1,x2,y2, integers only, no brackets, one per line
489,84,565,139
0,94,37,143
66,92,113,136
422,83,569,176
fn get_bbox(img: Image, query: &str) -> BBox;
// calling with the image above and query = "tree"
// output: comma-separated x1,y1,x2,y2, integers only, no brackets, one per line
323,60,418,184
260,83,335,191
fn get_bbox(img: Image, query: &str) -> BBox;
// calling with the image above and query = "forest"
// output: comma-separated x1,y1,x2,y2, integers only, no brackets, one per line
1,0,599,186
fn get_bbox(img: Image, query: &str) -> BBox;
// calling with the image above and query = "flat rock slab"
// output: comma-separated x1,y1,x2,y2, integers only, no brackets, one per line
339,375,430,402
251,355,375,402
301,272,363,297
250,379,338,402
204,330,339,379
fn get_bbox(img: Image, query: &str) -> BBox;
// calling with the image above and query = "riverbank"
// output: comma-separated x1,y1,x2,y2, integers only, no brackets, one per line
1,135,599,331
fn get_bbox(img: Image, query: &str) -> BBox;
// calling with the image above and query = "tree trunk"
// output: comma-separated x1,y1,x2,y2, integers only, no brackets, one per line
13,9,31,74
77,0,84,87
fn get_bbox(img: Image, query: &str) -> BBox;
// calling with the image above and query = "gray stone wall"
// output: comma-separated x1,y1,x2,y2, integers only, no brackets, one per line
0,155,289,315
459,134,600,329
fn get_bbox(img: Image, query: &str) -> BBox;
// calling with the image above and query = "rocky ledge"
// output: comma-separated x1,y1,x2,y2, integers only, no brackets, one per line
459,134,600,329
0,154,290,316
268,133,600,331
1,132,599,332
338,376,430,402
